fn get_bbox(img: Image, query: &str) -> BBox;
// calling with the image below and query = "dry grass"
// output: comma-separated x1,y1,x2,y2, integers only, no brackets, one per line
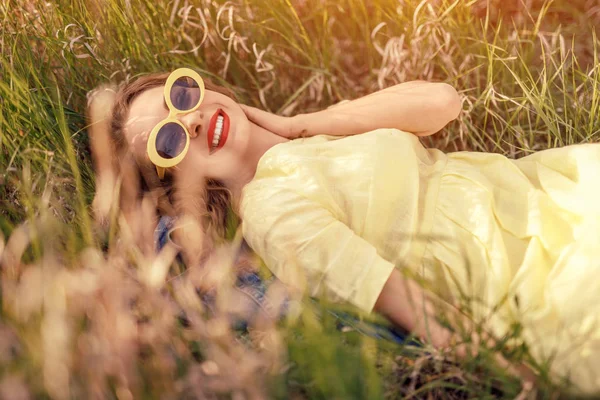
1,0,599,398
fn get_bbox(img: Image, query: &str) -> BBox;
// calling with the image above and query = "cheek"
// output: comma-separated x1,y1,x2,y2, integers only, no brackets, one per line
187,137,209,157
231,117,250,144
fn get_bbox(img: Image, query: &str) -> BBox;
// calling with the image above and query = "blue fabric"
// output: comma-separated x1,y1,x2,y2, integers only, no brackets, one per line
154,215,174,251
154,215,415,345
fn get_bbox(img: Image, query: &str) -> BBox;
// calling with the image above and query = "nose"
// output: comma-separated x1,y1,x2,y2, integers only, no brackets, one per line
179,109,204,139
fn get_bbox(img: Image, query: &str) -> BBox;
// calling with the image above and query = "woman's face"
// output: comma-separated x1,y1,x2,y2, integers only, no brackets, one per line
124,85,252,184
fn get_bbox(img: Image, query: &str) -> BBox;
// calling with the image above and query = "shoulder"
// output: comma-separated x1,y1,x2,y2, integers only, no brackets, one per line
240,179,297,225
294,128,417,144
241,128,420,207
262,129,418,165
241,128,418,198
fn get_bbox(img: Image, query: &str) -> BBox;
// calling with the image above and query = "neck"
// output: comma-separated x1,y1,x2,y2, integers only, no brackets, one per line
225,122,289,211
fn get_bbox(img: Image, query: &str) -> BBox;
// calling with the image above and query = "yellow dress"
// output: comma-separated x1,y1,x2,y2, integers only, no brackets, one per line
240,128,600,395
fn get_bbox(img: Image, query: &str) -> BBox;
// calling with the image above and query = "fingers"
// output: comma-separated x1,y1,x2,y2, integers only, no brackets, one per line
239,104,256,118
240,104,293,138
240,104,276,132
239,104,252,116
240,104,269,123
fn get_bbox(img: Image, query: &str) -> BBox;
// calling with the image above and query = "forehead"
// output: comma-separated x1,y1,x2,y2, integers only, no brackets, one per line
124,85,166,147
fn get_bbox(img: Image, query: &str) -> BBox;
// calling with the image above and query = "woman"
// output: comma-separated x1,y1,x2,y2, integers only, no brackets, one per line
106,67,600,395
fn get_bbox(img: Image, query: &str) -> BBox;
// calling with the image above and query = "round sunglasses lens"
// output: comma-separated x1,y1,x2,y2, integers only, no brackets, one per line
170,76,201,111
155,123,186,159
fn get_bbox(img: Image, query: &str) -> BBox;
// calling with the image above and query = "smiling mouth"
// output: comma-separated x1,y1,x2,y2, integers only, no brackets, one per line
207,109,230,153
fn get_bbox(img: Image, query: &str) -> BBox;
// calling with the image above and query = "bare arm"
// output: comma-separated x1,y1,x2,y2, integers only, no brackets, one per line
375,269,537,384
294,81,462,138
241,81,462,139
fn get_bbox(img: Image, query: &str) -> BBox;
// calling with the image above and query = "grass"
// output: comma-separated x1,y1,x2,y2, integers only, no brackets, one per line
1,0,599,398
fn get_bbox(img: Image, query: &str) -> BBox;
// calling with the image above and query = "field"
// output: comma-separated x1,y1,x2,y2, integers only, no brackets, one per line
1,0,599,398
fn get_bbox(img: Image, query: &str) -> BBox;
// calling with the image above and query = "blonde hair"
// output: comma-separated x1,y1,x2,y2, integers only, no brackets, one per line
108,71,238,239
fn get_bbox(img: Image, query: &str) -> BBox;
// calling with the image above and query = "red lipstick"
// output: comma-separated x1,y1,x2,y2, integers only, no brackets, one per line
207,109,230,154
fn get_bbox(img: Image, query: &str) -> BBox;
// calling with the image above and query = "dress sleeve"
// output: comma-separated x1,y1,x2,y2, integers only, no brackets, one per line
241,186,395,313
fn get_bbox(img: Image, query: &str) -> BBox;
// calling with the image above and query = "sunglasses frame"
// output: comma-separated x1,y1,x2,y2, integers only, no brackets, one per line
146,68,206,180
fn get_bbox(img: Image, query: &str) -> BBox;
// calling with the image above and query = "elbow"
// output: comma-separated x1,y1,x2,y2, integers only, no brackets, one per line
414,84,461,137
438,83,462,122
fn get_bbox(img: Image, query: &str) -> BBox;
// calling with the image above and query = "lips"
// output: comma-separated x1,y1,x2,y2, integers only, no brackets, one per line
207,108,230,154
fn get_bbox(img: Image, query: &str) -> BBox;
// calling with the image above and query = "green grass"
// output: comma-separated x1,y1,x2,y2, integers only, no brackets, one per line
1,0,599,398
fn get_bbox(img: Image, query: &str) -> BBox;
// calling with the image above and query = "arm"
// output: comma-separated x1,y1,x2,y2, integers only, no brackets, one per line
241,186,397,312
243,184,535,385
294,81,461,138
241,81,461,138
375,269,537,385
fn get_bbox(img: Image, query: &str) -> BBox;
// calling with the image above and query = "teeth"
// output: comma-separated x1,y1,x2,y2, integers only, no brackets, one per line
212,130,222,148
211,114,225,150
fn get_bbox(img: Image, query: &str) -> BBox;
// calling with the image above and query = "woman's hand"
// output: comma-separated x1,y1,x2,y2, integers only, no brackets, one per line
375,269,538,390
450,331,538,389
240,104,298,139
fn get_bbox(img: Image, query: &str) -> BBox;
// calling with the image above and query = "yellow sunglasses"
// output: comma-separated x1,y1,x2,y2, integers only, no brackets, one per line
146,68,206,180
